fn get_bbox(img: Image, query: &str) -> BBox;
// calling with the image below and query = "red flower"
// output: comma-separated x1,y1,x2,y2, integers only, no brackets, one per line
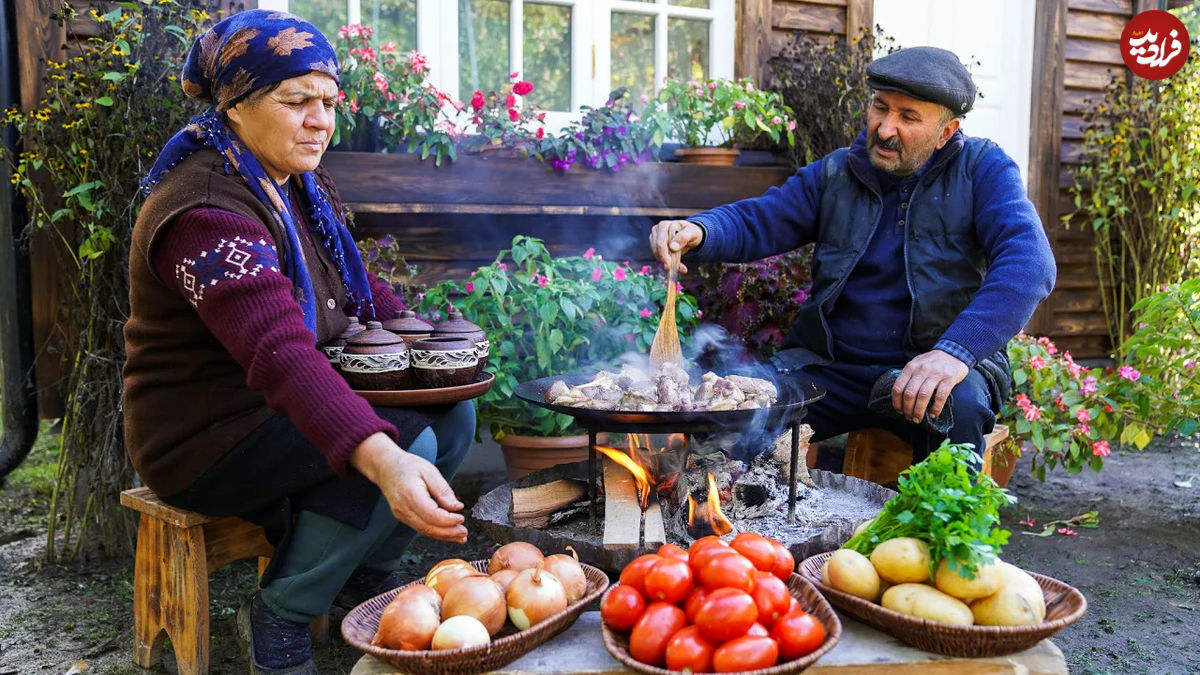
505,93,516,109
508,107,519,122
513,80,534,96
536,127,545,139
470,91,485,111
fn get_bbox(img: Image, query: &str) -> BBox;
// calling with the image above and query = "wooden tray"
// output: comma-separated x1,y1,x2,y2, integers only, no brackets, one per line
799,551,1087,657
356,371,494,407
342,559,609,674
601,573,842,674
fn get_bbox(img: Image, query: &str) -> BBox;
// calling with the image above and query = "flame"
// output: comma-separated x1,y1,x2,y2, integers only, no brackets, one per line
705,472,733,535
597,445,650,510
667,434,687,451
687,494,696,527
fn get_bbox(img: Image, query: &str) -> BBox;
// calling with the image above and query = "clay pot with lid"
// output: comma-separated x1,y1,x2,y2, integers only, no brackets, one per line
410,336,479,389
381,309,434,349
322,315,367,368
432,309,490,373
338,320,412,390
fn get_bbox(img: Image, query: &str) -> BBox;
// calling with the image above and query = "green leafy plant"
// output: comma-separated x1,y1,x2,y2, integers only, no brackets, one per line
0,0,212,560
644,76,795,150
1064,50,1200,359
683,247,813,362
333,24,461,164
356,234,425,303
843,443,1016,578
534,88,659,172
417,236,700,439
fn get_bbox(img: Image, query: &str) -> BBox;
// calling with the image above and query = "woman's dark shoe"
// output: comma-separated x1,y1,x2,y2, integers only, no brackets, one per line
236,592,319,674
334,566,409,610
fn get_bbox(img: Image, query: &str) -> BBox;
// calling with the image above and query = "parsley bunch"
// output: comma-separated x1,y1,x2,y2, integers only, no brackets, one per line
842,442,1017,579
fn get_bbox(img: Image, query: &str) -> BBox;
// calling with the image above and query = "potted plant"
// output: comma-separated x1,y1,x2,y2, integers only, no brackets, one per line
645,77,796,165
417,236,700,477
534,88,659,172
464,73,547,155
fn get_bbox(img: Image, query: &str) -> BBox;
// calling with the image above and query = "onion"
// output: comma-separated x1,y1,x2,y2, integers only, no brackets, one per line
425,558,473,584
372,591,441,650
442,575,507,635
431,615,491,650
488,541,544,575
427,564,486,599
490,568,520,593
506,563,568,630
393,583,442,615
542,546,588,603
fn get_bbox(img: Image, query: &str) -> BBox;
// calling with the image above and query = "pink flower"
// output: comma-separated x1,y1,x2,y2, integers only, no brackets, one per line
360,47,377,63
592,267,603,282
1077,423,1091,436
1118,365,1140,381
697,309,703,319
337,26,349,39
498,262,508,271
677,282,683,294
464,281,474,293
1057,528,1077,536
788,120,797,131
350,98,359,114
336,90,346,103
536,127,545,139
537,275,548,287
1184,359,1197,371
1092,440,1110,457
1023,406,1042,421
505,93,516,109
1019,517,1035,527
792,289,808,303
508,108,520,122
1015,393,1030,406
639,265,651,276
1076,409,1091,423
471,91,485,111
583,247,594,259
733,101,746,110
408,50,426,72
510,71,520,80
1079,376,1098,396
640,308,652,318
381,41,397,53
372,72,388,92
513,80,534,96
613,268,627,281
639,93,650,104
771,116,782,125
1028,356,1046,370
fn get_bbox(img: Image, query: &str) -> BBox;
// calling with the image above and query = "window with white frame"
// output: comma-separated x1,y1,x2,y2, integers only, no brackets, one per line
258,0,735,127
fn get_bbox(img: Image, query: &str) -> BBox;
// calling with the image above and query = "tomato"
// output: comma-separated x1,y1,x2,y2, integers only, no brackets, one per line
746,622,770,637
693,587,758,643
787,596,801,615
629,602,687,667
683,586,710,623
664,625,715,673
772,610,827,660
731,532,779,572
698,550,757,593
657,543,689,562
689,535,729,553
643,557,693,605
600,584,646,632
713,636,780,672
619,554,663,597
689,543,740,574
751,571,792,627
771,541,796,581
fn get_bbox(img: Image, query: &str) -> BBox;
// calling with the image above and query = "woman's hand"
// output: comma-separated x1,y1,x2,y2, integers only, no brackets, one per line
649,220,704,275
350,432,467,543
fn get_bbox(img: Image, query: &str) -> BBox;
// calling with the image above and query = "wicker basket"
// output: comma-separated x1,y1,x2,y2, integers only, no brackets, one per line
600,574,841,674
342,559,610,674
799,551,1087,657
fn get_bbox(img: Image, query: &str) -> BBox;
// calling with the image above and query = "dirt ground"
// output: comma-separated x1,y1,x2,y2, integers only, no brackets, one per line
1,432,1197,674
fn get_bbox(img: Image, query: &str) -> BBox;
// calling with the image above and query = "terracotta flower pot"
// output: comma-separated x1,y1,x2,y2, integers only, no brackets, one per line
499,433,607,480
674,147,740,166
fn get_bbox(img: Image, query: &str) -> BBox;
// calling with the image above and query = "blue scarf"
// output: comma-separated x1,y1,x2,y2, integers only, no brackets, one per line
141,10,372,338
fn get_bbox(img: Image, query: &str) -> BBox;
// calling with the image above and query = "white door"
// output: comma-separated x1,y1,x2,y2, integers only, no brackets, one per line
872,0,1036,185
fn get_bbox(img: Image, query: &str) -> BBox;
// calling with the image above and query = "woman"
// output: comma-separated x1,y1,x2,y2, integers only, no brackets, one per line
123,11,473,673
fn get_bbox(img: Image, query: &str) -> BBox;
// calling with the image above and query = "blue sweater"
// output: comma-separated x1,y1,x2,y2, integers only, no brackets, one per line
688,130,1056,368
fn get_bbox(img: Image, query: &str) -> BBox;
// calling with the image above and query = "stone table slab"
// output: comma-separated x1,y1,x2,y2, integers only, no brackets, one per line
351,611,1067,674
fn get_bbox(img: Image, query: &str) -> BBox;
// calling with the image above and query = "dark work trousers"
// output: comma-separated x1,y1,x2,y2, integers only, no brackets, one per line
164,400,475,622
797,361,996,468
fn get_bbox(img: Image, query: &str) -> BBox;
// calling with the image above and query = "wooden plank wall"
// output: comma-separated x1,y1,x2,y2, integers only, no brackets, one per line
737,0,872,83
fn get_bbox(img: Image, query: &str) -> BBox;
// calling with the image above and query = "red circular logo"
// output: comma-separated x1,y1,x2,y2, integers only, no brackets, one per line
1121,10,1190,80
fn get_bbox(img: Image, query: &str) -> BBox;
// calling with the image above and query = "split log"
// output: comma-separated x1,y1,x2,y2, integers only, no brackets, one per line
773,424,816,488
511,479,586,528
602,459,641,549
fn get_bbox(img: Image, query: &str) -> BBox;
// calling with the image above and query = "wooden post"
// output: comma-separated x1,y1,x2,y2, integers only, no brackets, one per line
736,0,772,82
846,0,875,43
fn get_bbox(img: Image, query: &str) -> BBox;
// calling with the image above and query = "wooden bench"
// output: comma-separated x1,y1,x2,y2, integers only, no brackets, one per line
120,487,327,675
842,424,1012,486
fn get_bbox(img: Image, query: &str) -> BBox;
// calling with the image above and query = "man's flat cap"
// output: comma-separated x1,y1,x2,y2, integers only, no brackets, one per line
866,46,976,115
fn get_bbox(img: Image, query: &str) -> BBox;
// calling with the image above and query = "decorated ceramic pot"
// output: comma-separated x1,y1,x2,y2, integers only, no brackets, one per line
410,336,479,389
432,309,490,373
322,315,367,368
339,320,412,390
381,309,434,349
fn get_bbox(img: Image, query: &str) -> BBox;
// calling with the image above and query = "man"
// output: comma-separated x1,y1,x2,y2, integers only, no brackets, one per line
650,46,1056,466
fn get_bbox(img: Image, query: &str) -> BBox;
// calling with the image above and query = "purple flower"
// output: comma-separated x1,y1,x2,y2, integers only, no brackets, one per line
1118,365,1140,381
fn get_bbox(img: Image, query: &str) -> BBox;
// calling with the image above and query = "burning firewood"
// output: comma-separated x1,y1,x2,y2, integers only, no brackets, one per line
773,425,816,488
511,479,587,528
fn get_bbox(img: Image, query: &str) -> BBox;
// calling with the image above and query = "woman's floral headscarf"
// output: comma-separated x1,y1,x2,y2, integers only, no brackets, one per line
141,10,373,338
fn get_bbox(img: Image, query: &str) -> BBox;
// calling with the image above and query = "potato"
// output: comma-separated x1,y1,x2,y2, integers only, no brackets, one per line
881,583,974,626
971,563,1046,626
870,537,932,584
853,518,875,537
826,549,882,602
821,560,831,586
934,557,1005,600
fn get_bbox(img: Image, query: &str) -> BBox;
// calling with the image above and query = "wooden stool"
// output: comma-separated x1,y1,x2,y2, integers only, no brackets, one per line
120,486,328,675
843,424,1011,486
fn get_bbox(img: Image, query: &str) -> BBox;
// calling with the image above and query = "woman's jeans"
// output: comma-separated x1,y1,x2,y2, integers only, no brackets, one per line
164,400,475,622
